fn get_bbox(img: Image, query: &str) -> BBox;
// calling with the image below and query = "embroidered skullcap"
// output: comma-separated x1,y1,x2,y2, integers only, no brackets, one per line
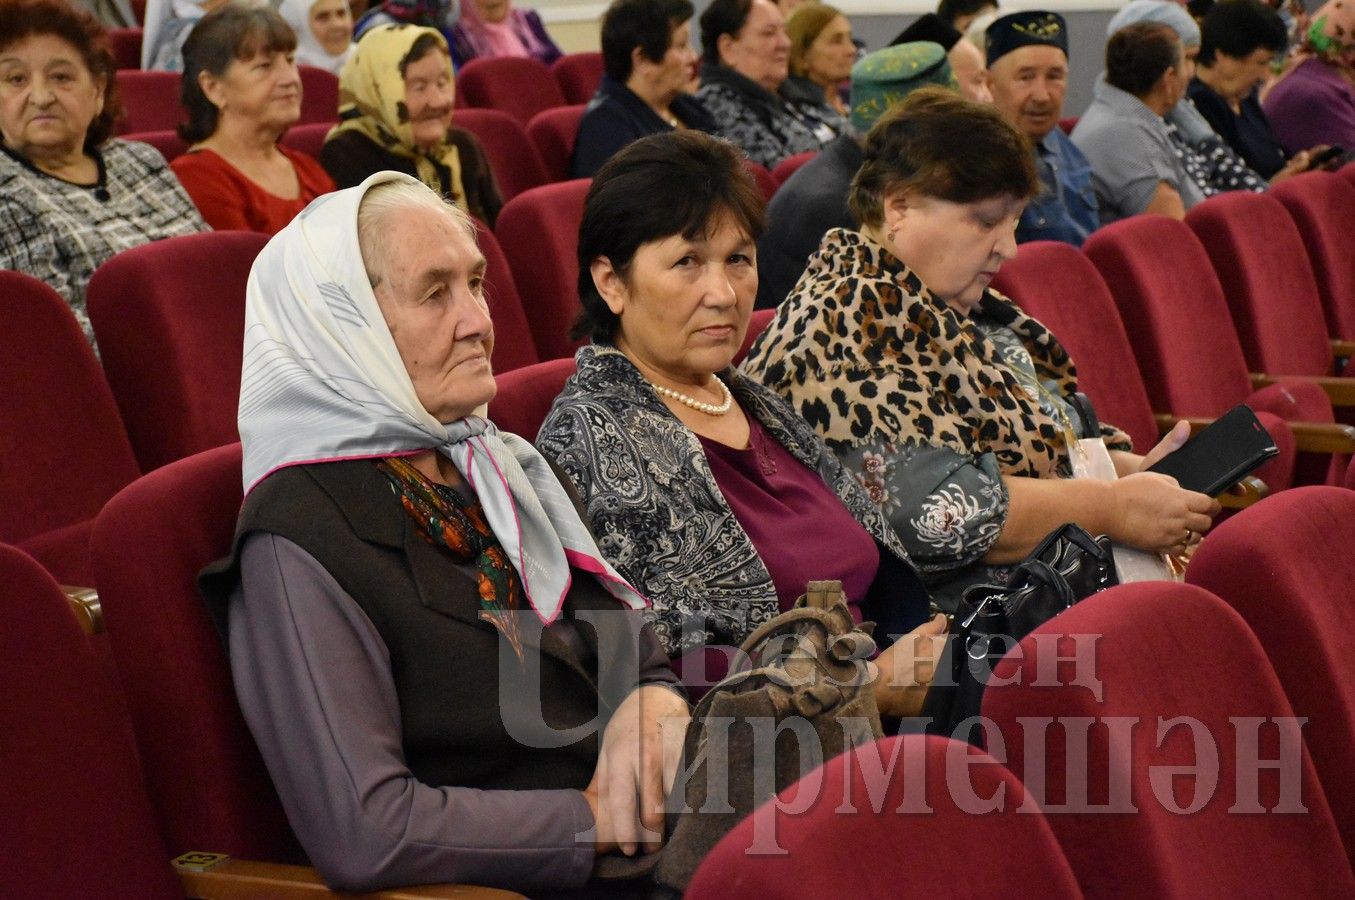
985,10,1068,66
849,41,953,132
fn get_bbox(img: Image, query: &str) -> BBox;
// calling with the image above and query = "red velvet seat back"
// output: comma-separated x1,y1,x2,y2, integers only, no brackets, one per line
1342,161,1355,190
454,108,549,201
992,241,1159,452
770,150,816,187
495,178,592,361
0,544,182,899
1084,216,1254,418
474,220,539,374
1187,486,1355,862
488,357,577,442
686,735,1084,899
527,104,586,183
735,307,776,365
551,51,604,105
984,582,1355,899
91,443,302,862
87,231,268,472
457,56,566,125
109,26,142,69
279,121,334,160
114,69,181,134
0,272,140,582
123,128,188,162
1186,191,1334,378
297,65,338,124
744,159,777,202
1271,171,1355,339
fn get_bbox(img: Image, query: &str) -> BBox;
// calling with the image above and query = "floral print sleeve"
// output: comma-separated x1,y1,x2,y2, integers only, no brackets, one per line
836,438,1008,584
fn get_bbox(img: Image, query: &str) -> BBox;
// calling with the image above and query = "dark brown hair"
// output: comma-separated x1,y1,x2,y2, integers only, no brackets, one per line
179,4,297,143
1105,21,1181,97
0,0,121,147
849,85,1038,227
574,131,766,343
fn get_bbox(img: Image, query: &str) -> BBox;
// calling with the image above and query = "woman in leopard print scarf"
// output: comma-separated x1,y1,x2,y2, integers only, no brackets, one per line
743,87,1220,608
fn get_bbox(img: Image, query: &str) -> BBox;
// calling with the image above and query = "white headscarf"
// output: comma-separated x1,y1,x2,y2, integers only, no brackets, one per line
238,171,647,623
278,0,355,75
141,0,209,70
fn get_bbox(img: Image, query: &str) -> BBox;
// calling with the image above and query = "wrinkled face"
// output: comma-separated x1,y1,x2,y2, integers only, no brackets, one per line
595,212,757,382
369,203,496,422
949,38,992,104
720,0,791,92
987,44,1068,140
636,19,697,100
802,14,855,85
886,191,1024,312
0,33,104,158
309,0,354,56
201,45,301,133
402,47,455,150
1209,46,1276,98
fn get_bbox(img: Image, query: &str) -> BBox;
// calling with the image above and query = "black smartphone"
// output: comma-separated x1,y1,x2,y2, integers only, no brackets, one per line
1146,404,1279,496
1308,145,1347,169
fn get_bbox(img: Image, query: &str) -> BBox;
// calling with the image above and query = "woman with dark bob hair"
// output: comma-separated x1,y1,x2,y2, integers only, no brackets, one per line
571,0,713,178
171,4,335,234
695,0,846,168
0,0,206,347
538,131,942,713
744,87,1220,609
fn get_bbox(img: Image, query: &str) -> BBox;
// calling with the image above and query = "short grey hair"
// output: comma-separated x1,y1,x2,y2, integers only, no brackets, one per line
356,179,477,289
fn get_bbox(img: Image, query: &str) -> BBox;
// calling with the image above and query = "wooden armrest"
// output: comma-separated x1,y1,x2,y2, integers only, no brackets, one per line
1288,421,1355,454
174,854,525,899
1331,339,1355,359
1216,475,1269,510
1250,373,1355,407
1154,414,1214,436
61,585,102,635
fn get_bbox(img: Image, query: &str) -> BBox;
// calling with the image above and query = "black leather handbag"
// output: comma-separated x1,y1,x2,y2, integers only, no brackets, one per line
922,523,1118,747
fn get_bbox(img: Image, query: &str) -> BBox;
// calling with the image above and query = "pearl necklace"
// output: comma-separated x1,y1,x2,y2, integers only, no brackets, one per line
648,377,734,415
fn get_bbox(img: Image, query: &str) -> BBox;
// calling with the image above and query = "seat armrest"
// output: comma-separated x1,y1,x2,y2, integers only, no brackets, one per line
1331,339,1355,360
61,585,102,635
1154,414,1214,436
1286,421,1355,454
174,854,526,899
1217,475,1268,510
1249,373,1355,407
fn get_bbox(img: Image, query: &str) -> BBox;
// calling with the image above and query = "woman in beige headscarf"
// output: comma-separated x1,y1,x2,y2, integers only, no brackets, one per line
320,23,503,225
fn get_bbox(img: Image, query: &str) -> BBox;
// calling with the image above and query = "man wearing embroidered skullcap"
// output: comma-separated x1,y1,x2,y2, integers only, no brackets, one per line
755,42,955,308
985,10,1100,245
889,12,993,102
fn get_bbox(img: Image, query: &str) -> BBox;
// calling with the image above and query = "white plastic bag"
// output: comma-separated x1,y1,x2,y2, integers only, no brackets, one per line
1069,437,1181,583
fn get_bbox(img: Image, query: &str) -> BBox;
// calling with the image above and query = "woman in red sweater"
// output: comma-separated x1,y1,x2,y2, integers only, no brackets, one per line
171,4,334,234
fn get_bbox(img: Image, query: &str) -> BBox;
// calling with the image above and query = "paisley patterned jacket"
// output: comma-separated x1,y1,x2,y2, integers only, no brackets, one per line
537,345,923,655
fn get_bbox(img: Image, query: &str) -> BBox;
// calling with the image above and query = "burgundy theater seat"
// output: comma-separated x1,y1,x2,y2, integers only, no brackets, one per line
454,108,550,202
495,178,592,361
115,69,181,134
1187,486,1355,864
109,26,143,69
488,357,577,441
992,240,1295,489
984,581,1355,899
457,56,566,125
0,543,182,899
687,734,1083,899
297,65,339,124
527,104,586,183
0,271,141,585
474,219,540,375
734,307,775,365
279,120,335,160
122,128,188,162
744,159,777,202
551,52,604,105
1271,171,1355,340
87,231,269,472
1187,191,1352,382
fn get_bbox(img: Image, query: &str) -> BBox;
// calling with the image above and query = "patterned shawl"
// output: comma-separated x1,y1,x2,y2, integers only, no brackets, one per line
330,24,466,205
536,344,915,655
741,228,1130,479
238,171,645,623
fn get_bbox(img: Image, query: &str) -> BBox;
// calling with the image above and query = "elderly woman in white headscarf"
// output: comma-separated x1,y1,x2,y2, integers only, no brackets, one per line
202,171,688,894
278,0,355,75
